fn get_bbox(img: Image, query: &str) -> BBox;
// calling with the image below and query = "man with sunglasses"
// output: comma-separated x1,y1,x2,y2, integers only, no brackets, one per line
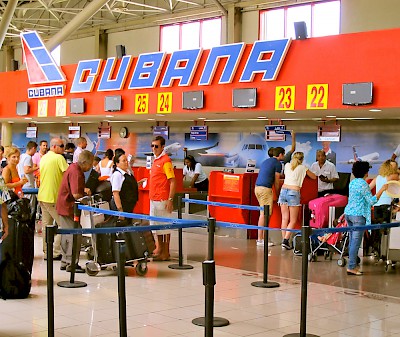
148,136,176,261
38,138,68,260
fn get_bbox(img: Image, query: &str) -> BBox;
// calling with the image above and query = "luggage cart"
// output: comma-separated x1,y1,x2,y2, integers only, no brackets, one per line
381,206,400,272
83,198,150,277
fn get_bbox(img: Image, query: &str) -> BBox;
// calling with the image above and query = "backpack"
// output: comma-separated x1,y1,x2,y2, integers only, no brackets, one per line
0,253,31,299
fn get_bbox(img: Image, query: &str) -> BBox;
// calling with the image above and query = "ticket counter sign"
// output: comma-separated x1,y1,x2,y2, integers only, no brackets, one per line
306,84,328,110
265,125,286,141
222,174,240,192
275,86,295,110
190,126,208,141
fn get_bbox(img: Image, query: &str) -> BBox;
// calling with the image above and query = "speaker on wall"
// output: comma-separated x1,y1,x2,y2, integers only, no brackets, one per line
11,59,19,71
294,21,308,40
116,45,126,59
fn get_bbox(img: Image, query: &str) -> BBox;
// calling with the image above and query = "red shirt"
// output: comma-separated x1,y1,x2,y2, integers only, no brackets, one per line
56,163,85,217
149,153,174,201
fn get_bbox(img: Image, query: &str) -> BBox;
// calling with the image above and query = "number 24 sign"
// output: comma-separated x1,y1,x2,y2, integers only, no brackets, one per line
306,84,328,110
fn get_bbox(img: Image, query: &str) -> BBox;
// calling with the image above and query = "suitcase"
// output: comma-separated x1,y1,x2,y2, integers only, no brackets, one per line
1,217,35,273
309,194,348,229
117,220,154,260
94,216,117,264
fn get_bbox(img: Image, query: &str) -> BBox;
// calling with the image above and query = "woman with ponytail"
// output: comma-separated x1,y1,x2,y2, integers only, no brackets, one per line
278,152,316,249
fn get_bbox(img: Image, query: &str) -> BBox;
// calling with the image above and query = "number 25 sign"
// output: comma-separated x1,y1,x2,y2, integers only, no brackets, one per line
306,84,328,110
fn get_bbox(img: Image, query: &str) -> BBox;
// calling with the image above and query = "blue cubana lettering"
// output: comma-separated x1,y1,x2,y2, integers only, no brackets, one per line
129,52,165,89
70,59,102,93
199,43,244,85
98,56,132,91
240,39,291,82
161,49,201,87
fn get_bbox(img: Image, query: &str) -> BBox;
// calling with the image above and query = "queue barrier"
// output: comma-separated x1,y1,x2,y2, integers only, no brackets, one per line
47,198,400,337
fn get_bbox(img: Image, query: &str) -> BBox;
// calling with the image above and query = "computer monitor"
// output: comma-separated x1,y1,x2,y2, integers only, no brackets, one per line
182,91,204,109
342,82,373,105
232,88,257,108
105,95,122,112
70,98,85,114
16,101,29,116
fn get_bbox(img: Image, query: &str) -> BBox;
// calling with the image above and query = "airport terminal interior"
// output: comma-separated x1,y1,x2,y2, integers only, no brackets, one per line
3,0,400,336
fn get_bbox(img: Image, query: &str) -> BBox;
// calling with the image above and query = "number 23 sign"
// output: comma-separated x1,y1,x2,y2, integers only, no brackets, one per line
306,84,328,110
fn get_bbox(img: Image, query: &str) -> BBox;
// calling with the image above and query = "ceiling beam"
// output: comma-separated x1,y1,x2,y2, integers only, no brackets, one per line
45,0,111,51
0,0,18,50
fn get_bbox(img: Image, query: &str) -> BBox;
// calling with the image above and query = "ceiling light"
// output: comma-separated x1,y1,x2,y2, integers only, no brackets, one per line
369,109,381,112
257,116,267,119
105,115,114,118
147,118,155,121
326,115,336,118
157,114,165,117
24,117,32,120
285,111,296,114
198,117,206,120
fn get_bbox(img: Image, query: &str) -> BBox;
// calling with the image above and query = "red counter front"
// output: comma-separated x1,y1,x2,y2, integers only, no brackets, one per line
208,172,257,234
133,167,184,214
208,171,317,239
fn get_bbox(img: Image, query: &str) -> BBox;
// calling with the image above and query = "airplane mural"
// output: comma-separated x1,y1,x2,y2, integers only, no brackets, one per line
339,146,384,165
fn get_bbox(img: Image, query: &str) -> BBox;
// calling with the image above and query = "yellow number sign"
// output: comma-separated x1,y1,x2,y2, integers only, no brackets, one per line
157,92,172,114
38,100,48,117
135,94,149,114
275,86,295,110
306,84,328,110
56,99,66,116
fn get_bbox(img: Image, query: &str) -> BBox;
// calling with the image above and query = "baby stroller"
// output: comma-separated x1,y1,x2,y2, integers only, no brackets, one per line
316,214,350,267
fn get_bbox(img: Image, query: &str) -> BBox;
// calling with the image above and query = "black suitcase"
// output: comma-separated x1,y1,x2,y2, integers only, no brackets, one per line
95,216,117,264
1,200,35,273
117,220,150,261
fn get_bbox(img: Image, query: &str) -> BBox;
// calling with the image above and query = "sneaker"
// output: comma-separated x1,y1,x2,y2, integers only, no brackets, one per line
256,240,264,246
267,241,275,247
282,239,292,250
66,264,85,273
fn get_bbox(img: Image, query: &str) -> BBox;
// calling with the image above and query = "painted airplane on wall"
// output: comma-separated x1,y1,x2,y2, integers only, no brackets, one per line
140,142,182,157
198,133,269,168
340,146,384,164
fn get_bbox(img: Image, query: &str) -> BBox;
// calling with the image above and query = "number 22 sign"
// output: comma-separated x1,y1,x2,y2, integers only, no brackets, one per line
306,84,328,110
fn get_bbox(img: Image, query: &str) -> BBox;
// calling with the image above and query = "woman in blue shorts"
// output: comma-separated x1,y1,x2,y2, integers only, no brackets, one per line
279,152,316,249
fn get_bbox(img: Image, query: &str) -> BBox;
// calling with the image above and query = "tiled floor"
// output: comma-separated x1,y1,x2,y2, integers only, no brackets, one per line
2,231,400,336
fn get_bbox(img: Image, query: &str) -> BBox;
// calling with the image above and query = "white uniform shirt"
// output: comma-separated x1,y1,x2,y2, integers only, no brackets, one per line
310,160,339,192
183,162,207,184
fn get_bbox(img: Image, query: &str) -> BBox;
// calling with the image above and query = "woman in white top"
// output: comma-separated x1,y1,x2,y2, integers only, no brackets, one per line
278,152,316,249
369,160,399,223
183,155,209,191
99,149,114,179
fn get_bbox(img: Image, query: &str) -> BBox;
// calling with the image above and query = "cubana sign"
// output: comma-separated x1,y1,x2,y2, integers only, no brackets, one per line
21,31,291,98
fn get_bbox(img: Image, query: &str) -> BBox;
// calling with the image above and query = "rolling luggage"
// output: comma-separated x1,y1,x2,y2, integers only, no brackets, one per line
309,194,348,229
2,198,35,273
94,216,117,264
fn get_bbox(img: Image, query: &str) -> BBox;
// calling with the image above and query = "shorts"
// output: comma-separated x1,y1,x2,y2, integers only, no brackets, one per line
150,200,172,235
278,188,301,207
254,186,273,215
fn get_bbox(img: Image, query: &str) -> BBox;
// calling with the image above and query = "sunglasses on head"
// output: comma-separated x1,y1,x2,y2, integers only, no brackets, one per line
57,144,65,148
151,144,159,148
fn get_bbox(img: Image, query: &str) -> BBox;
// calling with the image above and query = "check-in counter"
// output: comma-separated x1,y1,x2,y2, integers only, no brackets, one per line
208,172,257,235
249,176,318,238
208,171,317,239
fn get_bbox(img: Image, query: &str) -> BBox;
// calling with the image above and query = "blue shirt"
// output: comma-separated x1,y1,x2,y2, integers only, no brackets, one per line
255,157,282,188
344,178,377,225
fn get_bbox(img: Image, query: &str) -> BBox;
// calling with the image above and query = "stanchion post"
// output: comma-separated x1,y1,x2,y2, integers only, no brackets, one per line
46,224,57,337
192,218,229,328
115,240,128,337
284,205,319,337
251,205,279,288
169,195,193,270
58,201,87,289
